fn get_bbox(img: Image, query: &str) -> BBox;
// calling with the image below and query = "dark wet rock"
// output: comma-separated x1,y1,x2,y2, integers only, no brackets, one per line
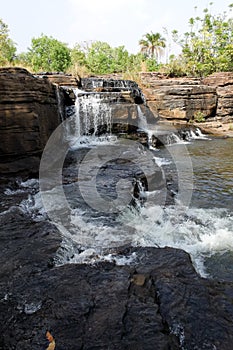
80,78,145,104
1,206,233,349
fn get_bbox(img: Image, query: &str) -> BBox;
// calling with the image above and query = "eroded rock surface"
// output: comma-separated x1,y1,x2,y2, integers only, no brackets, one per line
0,201,233,349
0,68,61,174
141,73,217,121
202,72,233,120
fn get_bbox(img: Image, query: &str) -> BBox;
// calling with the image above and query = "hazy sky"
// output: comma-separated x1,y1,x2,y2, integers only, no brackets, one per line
1,0,232,56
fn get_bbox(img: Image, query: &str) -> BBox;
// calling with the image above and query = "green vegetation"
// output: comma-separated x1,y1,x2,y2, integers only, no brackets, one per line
0,19,16,65
193,111,206,123
166,3,233,76
139,31,166,62
0,2,233,77
70,41,142,75
23,34,71,72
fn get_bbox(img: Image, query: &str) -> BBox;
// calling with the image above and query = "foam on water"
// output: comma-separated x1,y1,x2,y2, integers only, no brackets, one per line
70,134,118,150
119,204,233,276
4,188,25,196
4,178,39,196
153,156,171,167
18,179,233,277
68,248,137,266
189,127,210,140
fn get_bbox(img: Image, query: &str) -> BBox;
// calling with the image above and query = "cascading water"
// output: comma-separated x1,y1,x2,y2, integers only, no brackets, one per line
55,84,65,122
2,80,233,280
75,92,112,136
137,105,148,131
64,89,114,147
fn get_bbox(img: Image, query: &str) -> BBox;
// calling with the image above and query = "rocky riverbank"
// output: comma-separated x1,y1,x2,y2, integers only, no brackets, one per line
28,69,233,138
1,68,233,177
140,71,233,137
1,67,233,349
1,198,233,349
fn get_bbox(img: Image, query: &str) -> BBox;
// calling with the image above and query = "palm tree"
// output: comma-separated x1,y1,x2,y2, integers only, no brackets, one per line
139,31,166,62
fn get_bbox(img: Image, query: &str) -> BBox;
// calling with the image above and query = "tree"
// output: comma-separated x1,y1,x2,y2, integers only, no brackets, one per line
0,18,17,65
85,41,115,74
172,3,233,76
139,31,166,61
70,43,87,67
84,41,134,74
26,34,71,72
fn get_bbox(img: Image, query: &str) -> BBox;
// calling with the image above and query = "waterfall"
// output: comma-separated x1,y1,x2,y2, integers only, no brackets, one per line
63,90,114,146
73,90,112,137
166,132,183,145
137,105,148,131
55,84,64,122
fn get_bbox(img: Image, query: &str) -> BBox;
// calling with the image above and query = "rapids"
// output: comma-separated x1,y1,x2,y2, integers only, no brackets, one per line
1,91,233,280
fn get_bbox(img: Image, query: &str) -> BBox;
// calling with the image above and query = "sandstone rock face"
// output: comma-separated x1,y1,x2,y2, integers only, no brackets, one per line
140,73,217,121
202,72,233,121
35,72,80,87
0,68,61,174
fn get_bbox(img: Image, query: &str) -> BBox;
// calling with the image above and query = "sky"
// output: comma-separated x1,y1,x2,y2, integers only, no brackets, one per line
1,0,232,57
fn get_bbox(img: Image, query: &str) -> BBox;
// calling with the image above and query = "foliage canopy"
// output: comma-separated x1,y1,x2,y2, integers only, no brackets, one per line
1,2,233,77
139,31,166,62
26,34,71,72
169,3,233,76
0,18,17,65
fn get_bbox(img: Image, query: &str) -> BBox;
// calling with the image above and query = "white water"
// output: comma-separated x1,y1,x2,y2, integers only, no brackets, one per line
63,90,114,148
137,105,209,147
137,105,148,131
55,84,65,122
9,98,230,277
189,127,210,140
74,90,112,136
119,204,233,277
14,176,233,277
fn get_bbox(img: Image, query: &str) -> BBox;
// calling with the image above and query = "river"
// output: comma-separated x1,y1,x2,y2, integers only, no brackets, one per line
1,127,232,281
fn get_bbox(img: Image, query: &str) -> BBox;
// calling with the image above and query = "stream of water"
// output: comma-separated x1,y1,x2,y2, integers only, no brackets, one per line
1,93,233,281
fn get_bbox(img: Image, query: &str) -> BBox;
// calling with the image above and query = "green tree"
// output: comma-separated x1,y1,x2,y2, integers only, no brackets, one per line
172,3,233,76
139,31,166,61
0,18,17,65
84,41,134,74
70,43,87,67
111,46,131,72
26,34,71,72
85,41,114,74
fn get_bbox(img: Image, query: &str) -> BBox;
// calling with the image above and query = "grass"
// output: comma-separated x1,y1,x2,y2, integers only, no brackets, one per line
193,111,206,123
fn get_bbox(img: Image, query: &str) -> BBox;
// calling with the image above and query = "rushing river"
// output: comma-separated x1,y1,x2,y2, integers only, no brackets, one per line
1,128,232,281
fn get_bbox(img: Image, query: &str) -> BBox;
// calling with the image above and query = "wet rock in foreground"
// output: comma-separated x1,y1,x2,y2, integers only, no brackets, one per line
0,211,233,349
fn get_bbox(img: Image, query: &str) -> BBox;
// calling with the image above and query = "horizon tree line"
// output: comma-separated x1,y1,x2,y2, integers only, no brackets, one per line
0,2,233,77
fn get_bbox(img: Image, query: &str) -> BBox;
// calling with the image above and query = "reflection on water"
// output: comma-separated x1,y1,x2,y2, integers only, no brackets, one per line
188,137,233,209
1,135,233,281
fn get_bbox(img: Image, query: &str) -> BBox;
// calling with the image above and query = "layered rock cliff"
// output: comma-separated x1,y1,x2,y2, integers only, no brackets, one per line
0,68,62,175
141,73,217,121
140,72,233,136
